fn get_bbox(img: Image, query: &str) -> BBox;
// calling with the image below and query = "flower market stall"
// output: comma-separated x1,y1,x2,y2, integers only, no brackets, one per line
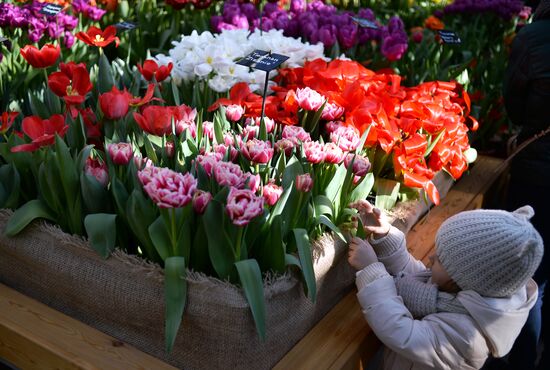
0,0,528,369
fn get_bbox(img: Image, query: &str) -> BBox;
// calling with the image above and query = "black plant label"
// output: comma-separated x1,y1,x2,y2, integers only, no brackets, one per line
351,17,379,30
237,50,289,72
40,4,63,16
438,30,461,44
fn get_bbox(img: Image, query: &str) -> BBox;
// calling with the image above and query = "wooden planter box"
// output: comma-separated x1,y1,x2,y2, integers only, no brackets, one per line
0,173,454,369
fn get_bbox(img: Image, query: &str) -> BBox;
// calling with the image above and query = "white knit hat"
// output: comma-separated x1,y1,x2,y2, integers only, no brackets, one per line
435,206,543,298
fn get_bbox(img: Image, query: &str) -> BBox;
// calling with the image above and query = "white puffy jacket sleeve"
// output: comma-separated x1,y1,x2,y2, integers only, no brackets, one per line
355,263,487,370
368,226,426,276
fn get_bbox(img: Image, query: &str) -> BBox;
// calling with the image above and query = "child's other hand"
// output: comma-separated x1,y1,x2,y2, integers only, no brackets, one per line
349,200,390,239
348,237,378,270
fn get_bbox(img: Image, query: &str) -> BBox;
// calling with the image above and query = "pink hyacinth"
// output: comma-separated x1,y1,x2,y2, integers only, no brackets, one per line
107,142,133,165
174,104,197,136
321,102,345,121
214,161,244,187
295,87,325,111
193,190,212,214
323,143,346,164
195,153,221,177
225,104,244,122
241,139,274,164
330,125,361,152
275,138,296,156
344,154,371,177
225,187,265,226
282,125,311,144
138,167,198,208
263,182,283,206
303,141,325,164
296,173,313,193
85,157,108,187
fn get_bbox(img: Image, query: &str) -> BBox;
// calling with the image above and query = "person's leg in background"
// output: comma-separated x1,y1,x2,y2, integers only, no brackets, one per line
505,177,549,370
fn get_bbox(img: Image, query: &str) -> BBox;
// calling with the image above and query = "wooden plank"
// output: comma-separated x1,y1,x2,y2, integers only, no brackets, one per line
275,155,507,370
0,284,177,370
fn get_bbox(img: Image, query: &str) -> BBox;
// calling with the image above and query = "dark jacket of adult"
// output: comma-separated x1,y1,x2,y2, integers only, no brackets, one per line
503,12,550,186
503,5,550,283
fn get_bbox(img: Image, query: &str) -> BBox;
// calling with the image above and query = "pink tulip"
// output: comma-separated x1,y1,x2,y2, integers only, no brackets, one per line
134,155,153,170
323,143,345,164
325,121,340,134
241,139,274,164
195,154,220,177
344,154,371,177
223,133,235,146
295,87,325,111
138,166,197,208
173,104,197,136
107,142,133,165
202,121,214,140
165,141,175,158
85,157,108,187
274,138,296,156
226,187,264,226
193,190,212,214
282,125,311,144
263,182,283,206
330,125,361,151
321,102,345,121
243,173,261,193
303,141,325,164
225,104,244,122
296,173,313,193
245,116,275,133
241,125,259,140
214,161,244,187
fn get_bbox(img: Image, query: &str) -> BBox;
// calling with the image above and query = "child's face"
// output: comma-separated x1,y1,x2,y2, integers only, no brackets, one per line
429,254,459,293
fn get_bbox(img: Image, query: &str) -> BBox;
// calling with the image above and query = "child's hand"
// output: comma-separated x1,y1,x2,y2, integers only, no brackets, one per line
348,237,378,270
349,200,390,239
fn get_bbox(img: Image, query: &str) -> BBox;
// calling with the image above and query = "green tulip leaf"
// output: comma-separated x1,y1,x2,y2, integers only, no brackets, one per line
235,259,266,340
84,213,117,259
164,256,187,353
4,199,56,236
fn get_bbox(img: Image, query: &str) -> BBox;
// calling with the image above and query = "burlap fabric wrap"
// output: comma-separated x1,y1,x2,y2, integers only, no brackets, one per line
0,171,453,369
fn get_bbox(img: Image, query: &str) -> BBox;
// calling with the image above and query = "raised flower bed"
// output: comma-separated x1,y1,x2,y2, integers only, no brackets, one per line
1,1,482,368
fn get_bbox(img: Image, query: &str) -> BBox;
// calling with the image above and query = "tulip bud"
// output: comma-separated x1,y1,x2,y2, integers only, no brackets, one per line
193,190,212,214
107,142,133,165
85,158,109,187
296,173,313,192
225,104,245,122
263,182,283,206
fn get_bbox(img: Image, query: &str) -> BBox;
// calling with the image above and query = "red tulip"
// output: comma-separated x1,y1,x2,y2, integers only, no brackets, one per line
137,60,173,83
133,105,175,136
11,115,69,152
48,62,92,106
0,111,18,134
99,86,131,119
76,26,120,48
20,44,60,68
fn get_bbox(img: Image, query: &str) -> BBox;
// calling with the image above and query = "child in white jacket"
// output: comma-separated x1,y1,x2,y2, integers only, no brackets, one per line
348,200,543,370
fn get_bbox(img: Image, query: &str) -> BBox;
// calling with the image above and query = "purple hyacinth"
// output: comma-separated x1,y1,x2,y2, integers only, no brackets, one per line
443,0,524,20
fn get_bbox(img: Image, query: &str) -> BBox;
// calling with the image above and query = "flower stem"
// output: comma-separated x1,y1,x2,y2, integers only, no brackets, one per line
170,208,177,256
235,226,244,261
290,191,304,230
